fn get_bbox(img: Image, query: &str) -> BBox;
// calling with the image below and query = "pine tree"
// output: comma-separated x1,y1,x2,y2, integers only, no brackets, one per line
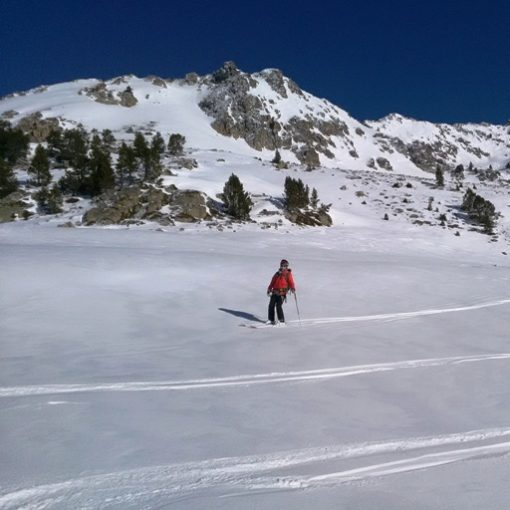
222,173,253,220
452,164,465,184
168,133,186,156
46,128,64,161
151,132,166,155
116,142,137,187
0,120,29,165
88,135,114,196
284,176,310,210
272,149,281,165
58,128,90,194
0,159,18,198
133,132,149,160
29,144,51,187
435,166,444,188
61,128,89,169
101,129,116,151
133,132,157,180
34,184,63,214
310,188,319,209
461,187,498,234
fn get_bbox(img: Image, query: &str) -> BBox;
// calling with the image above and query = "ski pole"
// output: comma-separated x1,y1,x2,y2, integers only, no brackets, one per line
293,292,302,326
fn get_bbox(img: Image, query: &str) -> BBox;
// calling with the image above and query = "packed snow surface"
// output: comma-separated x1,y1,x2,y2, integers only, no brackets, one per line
1,209,510,508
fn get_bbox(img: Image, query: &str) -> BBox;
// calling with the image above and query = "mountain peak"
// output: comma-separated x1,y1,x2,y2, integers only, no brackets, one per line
0,64,508,173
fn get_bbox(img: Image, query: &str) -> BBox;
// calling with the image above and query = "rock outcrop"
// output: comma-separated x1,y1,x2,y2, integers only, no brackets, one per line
16,112,60,142
80,83,138,107
82,185,211,226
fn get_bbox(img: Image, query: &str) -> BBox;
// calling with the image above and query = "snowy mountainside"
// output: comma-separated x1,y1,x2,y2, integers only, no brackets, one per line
1,62,509,174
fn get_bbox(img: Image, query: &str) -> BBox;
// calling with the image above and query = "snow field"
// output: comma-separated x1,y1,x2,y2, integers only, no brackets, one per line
1,219,510,508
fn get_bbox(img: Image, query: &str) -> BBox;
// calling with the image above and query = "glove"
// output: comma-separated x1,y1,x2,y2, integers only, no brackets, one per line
290,289,296,294
267,291,271,297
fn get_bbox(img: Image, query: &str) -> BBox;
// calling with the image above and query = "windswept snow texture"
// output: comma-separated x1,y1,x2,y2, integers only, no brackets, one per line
2,215,510,509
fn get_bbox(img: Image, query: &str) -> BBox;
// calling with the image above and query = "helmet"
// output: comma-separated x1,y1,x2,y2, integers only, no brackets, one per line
280,259,289,267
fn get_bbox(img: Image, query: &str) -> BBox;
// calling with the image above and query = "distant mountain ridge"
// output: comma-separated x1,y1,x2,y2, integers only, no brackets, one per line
1,61,509,175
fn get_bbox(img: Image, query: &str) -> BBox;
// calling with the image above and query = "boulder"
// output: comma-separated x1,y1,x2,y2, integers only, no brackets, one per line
168,190,210,222
83,186,142,225
285,207,332,227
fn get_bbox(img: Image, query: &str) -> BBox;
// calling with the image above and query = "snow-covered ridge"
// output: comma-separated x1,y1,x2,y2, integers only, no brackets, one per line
1,62,509,174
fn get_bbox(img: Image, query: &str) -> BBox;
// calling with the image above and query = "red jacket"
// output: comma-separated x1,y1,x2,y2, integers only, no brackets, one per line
267,268,295,296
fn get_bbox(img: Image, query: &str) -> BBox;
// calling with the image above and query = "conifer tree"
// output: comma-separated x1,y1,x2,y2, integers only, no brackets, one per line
151,132,166,155
133,132,149,161
29,144,51,187
61,128,89,169
0,120,29,165
168,133,186,156
284,176,310,210
58,128,90,194
272,149,281,165
435,166,444,188
222,173,253,220
133,131,158,180
46,128,64,161
34,184,63,214
461,187,498,234
88,135,114,195
310,187,319,209
0,159,18,198
116,142,137,187
101,129,116,151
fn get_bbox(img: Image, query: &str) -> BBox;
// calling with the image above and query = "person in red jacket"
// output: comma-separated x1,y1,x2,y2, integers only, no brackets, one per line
266,259,296,325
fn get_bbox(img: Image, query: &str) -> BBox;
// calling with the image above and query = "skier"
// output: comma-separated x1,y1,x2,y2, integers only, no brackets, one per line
266,259,296,326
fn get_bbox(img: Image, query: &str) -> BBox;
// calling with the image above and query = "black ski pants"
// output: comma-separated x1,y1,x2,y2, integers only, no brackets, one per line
268,293,285,323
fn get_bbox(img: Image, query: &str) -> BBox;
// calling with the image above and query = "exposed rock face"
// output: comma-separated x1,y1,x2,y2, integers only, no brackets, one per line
83,186,142,225
16,112,60,142
0,192,31,222
168,189,210,222
82,82,118,105
199,62,277,151
376,157,393,171
185,73,199,85
82,185,211,226
264,69,288,98
198,62,351,165
285,208,332,227
119,87,138,107
80,83,138,107
296,146,321,168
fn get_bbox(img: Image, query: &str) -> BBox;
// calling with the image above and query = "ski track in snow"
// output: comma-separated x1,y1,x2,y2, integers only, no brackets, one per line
1,353,510,398
252,297,510,328
1,427,510,508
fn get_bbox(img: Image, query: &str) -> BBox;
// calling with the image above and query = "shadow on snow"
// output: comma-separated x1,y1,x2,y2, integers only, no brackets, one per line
218,308,265,323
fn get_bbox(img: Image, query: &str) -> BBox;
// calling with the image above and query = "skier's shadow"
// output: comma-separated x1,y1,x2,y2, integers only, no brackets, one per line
218,308,265,323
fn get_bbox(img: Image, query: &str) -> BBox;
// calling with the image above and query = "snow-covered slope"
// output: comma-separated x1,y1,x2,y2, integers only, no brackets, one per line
1,215,510,509
1,62,509,174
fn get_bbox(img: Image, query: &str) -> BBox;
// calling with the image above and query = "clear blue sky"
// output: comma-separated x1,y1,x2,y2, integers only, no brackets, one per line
1,0,509,124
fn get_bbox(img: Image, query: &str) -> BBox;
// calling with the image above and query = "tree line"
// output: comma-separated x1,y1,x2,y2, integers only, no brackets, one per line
0,120,186,214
